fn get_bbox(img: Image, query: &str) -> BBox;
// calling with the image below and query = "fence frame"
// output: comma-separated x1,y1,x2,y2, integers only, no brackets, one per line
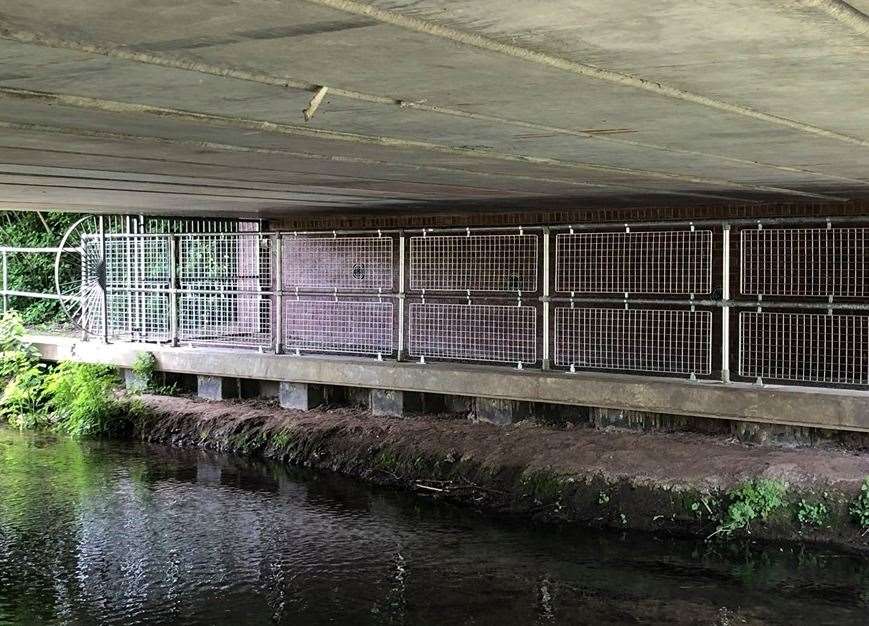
1,215,867,390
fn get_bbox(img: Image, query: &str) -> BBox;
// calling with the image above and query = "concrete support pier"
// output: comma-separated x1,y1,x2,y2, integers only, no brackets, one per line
123,368,148,393
370,388,405,417
279,382,323,411
197,375,236,401
473,398,532,426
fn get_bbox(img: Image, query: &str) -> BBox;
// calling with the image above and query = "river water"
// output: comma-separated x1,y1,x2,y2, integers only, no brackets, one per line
0,428,866,625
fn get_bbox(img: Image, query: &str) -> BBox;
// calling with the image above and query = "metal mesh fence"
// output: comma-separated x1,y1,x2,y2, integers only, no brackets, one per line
407,302,537,364
282,298,394,356
555,230,712,294
58,219,869,390
409,233,538,292
740,227,867,297
554,307,712,375
739,311,869,385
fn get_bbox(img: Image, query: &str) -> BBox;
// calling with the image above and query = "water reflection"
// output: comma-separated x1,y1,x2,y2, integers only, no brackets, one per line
1,428,867,625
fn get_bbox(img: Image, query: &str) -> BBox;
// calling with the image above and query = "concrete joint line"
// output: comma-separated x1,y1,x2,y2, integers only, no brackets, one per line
0,87,843,201
0,22,866,187
304,0,869,148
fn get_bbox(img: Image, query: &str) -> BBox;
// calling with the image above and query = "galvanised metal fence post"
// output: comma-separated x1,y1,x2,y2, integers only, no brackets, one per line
99,215,109,343
397,230,406,361
169,234,179,347
274,234,283,354
2,251,8,314
721,224,731,383
542,226,550,370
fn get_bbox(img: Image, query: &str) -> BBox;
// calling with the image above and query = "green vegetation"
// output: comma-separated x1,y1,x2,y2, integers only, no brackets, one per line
796,498,829,528
0,310,50,430
44,362,134,438
850,478,869,533
712,479,787,537
131,352,157,391
0,211,82,325
0,310,139,438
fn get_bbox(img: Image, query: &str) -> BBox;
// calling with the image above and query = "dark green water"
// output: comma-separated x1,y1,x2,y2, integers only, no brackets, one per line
0,428,867,625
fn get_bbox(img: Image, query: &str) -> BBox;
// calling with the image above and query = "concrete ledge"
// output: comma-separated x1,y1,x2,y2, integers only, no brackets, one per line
28,335,869,433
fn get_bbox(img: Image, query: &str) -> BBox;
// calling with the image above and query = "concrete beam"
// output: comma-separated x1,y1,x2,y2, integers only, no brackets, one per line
29,335,869,433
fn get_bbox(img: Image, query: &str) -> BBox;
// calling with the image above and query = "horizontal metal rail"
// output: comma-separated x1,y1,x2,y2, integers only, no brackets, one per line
0,289,80,301
0,246,80,254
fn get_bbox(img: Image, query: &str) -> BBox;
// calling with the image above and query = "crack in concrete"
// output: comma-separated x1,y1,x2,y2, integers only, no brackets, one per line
0,87,840,201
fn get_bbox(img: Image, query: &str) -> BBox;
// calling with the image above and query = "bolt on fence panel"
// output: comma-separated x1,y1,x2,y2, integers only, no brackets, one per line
407,301,537,365
738,311,869,385
554,307,712,376
409,233,538,293
281,235,394,292
740,227,866,298
555,229,712,295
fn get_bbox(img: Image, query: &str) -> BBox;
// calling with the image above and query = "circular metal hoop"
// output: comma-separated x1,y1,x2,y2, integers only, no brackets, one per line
54,216,103,335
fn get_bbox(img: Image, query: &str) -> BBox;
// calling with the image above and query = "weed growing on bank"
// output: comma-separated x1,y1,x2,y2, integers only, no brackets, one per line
0,310,139,438
796,498,830,528
44,362,133,438
711,479,787,537
0,311,50,430
851,478,869,534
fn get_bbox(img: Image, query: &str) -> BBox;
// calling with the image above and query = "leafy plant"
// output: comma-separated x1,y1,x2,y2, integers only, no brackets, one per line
712,479,787,537
796,498,829,528
0,211,83,325
0,310,50,429
44,362,131,438
850,478,869,533
131,352,157,392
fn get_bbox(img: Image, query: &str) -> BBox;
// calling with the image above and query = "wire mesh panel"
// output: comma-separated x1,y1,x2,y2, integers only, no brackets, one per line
179,234,270,290
409,234,538,292
105,291,171,342
739,312,869,384
554,307,712,375
408,302,537,364
81,235,172,341
178,234,271,348
555,230,712,294
104,236,171,287
740,227,866,297
283,298,394,356
281,235,393,291
179,293,272,348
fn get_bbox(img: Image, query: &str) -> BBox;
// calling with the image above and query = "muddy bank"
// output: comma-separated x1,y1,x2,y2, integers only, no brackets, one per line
135,394,869,552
